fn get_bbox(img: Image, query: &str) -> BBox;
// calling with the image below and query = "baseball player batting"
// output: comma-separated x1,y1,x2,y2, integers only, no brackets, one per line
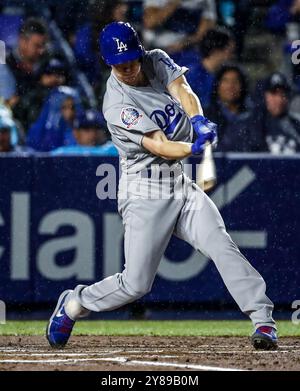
47,22,278,351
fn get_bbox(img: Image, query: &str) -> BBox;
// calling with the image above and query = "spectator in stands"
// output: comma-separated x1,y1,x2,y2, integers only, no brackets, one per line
0,101,21,145
52,0,90,45
52,109,118,156
24,57,69,127
185,27,235,108
217,0,252,60
39,57,68,90
255,72,300,154
143,0,217,61
27,87,83,152
0,115,32,155
0,18,49,130
0,63,18,107
265,0,299,34
206,64,266,152
74,0,128,90
0,124,13,153
265,0,300,92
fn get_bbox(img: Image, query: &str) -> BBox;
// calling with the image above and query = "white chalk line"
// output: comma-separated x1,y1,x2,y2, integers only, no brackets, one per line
0,352,124,357
0,356,245,371
0,349,124,355
0,345,245,351
1,354,183,361
0,353,182,359
0,344,299,352
1,349,299,357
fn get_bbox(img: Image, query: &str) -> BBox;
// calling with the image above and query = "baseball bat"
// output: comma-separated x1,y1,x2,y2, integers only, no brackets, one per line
196,142,217,192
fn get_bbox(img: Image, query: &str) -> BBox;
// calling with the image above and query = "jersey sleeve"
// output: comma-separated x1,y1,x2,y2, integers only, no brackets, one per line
152,49,189,88
104,105,159,146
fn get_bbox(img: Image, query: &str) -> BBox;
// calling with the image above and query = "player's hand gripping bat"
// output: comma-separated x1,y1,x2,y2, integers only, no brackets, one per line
190,115,217,192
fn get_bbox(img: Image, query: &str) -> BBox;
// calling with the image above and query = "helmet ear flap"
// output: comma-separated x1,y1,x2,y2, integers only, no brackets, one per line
99,22,144,66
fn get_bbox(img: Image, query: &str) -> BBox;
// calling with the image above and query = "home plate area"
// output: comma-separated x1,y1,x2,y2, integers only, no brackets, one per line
0,336,299,371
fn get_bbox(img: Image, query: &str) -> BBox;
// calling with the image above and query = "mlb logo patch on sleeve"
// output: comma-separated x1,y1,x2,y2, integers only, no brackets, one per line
121,107,143,129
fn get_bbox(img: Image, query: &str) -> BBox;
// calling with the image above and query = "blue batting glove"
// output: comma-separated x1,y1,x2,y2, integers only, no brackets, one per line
191,137,205,155
190,115,218,145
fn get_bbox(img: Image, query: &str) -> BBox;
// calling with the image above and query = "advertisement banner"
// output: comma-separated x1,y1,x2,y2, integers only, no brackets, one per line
0,155,299,306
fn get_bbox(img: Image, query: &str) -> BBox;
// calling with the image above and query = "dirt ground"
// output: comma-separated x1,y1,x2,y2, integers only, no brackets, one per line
0,336,299,371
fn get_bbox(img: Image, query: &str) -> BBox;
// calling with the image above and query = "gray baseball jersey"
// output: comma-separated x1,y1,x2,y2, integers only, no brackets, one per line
67,50,275,332
103,49,193,173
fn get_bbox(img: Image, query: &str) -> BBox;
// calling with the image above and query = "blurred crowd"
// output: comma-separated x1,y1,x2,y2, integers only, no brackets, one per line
0,0,300,156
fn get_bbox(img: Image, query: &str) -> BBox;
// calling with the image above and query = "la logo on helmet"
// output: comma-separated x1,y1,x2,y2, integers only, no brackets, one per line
116,38,128,53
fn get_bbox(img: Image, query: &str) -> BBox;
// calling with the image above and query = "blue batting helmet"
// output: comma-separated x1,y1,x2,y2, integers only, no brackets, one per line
99,22,144,66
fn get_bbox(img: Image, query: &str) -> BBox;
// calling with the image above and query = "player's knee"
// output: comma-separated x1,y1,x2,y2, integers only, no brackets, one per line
204,226,238,259
122,277,152,299
127,283,152,298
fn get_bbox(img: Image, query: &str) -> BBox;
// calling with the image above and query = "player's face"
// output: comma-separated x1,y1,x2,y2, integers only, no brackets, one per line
112,60,142,85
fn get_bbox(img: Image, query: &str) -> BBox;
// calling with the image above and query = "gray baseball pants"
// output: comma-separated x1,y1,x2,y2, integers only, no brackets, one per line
68,163,275,328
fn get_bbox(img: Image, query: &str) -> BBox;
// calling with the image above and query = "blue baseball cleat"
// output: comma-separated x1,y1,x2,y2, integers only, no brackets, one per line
251,326,278,350
46,290,75,348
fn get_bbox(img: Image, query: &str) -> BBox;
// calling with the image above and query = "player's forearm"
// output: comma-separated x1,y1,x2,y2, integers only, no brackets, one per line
159,140,192,159
143,130,192,159
178,83,204,118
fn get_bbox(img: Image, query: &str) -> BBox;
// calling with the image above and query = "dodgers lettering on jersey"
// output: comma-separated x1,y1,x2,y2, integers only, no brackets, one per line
150,103,183,135
103,49,194,173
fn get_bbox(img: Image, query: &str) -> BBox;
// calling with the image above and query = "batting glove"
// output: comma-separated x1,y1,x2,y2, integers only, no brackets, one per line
191,137,206,155
190,115,218,146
